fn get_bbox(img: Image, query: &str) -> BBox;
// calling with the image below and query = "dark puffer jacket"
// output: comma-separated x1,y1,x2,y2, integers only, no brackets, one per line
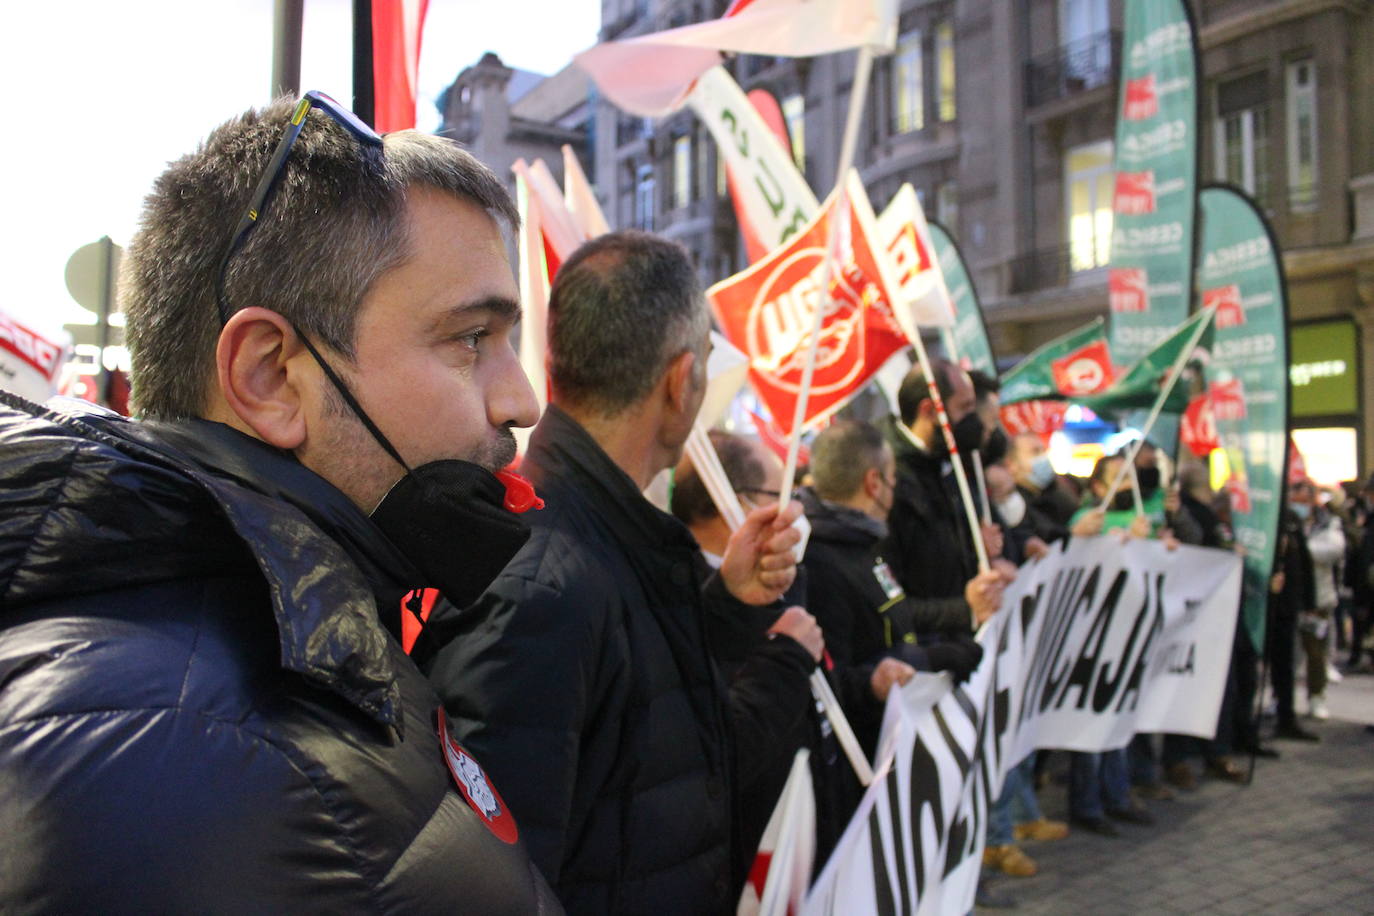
424,405,813,915
0,394,558,914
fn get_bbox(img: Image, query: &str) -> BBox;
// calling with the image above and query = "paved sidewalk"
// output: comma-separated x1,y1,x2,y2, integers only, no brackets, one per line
984,670,1374,914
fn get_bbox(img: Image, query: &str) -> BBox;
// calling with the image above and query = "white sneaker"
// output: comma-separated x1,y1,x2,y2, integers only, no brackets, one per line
1327,663,1343,684
1309,694,1330,720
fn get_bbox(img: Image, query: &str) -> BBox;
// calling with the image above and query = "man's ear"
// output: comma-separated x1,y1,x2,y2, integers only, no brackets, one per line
215,307,311,450
663,348,699,416
862,465,884,500
917,396,937,424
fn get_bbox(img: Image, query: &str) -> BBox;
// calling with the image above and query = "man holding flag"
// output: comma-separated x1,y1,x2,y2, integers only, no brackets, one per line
882,358,1007,630
425,232,818,914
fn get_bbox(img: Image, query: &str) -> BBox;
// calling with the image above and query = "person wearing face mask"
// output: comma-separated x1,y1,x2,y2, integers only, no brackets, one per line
1010,432,1081,541
880,358,1008,634
0,97,561,912
1130,441,1203,546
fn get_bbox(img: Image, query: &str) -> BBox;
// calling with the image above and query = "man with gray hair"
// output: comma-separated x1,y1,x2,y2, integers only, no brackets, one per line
0,94,556,911
425,231,814,914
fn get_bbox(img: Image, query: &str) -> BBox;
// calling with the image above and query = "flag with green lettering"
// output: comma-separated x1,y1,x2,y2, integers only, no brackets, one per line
1108,0,1199,367
1198,185,1290,651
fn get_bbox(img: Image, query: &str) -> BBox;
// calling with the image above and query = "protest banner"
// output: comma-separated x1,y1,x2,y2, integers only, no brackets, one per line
927,222,993,377
370,0,429,131
1108,0,1200,367
1198,184,1290,650
803,536,1242,914
707,173,912,437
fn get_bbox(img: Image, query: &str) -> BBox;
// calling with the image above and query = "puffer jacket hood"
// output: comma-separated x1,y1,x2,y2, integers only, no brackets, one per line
0,391,412,726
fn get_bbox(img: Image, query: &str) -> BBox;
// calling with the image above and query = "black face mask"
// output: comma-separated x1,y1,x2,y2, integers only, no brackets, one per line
370,460,534,608
1136,465,1161,497
1109,490,1135,512
981,427,1009,466
936,411,985,459
296,330,539,609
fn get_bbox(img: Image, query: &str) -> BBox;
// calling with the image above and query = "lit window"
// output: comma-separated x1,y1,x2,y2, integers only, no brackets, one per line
937,181,958,233
1065,140,1113,272
1286,59,1317,209
936,22,956,122
673,136,692,210
783,94,805,170
892,30,924,134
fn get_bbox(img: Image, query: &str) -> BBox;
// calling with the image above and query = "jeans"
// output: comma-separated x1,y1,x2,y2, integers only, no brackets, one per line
987,755,1041,845
1068,748,1131,820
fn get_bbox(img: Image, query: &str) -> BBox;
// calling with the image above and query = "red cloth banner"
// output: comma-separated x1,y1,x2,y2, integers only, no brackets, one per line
372,0,429,132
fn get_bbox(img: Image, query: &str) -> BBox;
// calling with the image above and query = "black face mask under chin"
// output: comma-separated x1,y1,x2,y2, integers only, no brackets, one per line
370,460,534,608
294,328,539,609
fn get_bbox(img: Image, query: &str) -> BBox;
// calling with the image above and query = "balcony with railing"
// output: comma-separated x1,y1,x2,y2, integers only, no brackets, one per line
1025,31,1121,110
1008,241,1111,295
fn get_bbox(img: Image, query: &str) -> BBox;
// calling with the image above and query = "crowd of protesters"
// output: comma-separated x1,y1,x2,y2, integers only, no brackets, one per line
0,95,1368,915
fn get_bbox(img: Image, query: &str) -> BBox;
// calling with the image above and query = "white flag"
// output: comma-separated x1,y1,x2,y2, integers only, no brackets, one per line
576,0,897,117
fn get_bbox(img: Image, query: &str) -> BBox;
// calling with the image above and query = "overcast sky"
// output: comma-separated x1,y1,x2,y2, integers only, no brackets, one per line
1,0,598,335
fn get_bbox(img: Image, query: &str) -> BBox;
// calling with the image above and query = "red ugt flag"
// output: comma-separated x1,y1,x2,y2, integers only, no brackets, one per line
709,174,912,436
372,0,429,132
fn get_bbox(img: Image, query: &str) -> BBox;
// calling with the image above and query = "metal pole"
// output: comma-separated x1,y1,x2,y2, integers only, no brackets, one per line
353,0,375,126
271,0,304,98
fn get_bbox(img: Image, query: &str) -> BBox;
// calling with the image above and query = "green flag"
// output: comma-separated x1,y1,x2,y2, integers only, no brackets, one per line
1199,185,1290,652
999,318,1110,405
1080,308,1212,416
1108,0,1200,367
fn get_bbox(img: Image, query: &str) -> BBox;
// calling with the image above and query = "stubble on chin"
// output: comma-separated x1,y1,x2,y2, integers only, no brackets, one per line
474,426,518,473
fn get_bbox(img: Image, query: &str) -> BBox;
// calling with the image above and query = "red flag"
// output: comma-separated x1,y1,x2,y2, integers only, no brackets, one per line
1181,393,1219,457
1000,400,1068,444
1288,439,1308,485
1050,340,1114,397
749,410,811,468
709,174,912,436
372,0,429,132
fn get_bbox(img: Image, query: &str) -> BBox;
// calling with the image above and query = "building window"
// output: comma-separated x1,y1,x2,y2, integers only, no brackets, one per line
936,21,956,122
783,94,805,170
936,181,958,234
1065,140,1114,272
1286,58,1317,209
1214,71,1270,206
635,164,656,230
673,136,692,210
892,29,924,134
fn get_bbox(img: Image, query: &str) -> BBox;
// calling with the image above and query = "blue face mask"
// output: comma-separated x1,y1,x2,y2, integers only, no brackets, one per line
1029,455,1056,491
1291,502,1312,521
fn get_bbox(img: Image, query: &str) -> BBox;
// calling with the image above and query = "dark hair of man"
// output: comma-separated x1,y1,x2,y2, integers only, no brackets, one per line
811,419,887,502
123,97,518,420
896,356,958,426
547,230,710,416
968,369,1000,406
670,430,765,526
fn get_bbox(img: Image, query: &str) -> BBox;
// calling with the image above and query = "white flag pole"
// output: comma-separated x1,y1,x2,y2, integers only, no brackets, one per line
777,45,875,503
1098,307,1216,513
935,315,994,560
690,424,875,786
1128,462,1146,517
